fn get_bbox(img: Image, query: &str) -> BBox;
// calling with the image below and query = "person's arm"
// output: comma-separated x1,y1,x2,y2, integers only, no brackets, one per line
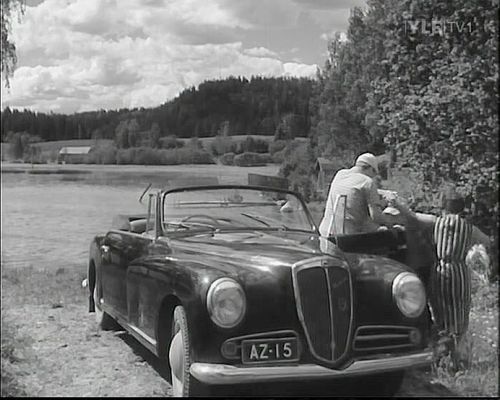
414,212,437,228
366,181,395,227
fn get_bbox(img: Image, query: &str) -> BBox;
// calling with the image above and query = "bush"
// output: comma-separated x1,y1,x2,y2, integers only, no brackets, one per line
88,145,117,164
271,148,286,163
159,136,185,149
210,136,237,156
269,139,288,155
237,136,269,154
233,152,270,167
219,152,235,165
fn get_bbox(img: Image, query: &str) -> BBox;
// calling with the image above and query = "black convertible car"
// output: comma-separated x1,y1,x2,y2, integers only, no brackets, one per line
87,184,432,396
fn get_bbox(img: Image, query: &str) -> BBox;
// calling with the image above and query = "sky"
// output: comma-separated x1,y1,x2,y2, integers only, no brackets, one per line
1,0,366,114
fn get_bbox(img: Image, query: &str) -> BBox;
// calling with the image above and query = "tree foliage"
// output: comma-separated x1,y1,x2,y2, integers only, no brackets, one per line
306,0,498,237
1,0,25,88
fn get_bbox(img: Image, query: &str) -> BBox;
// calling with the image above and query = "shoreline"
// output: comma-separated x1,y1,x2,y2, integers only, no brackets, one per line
0,162,281,178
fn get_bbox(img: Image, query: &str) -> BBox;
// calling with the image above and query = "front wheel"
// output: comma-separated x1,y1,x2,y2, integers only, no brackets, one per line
168,306,209,397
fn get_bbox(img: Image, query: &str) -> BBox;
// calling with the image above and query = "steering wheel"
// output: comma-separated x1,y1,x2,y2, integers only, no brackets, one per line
180,214,219,225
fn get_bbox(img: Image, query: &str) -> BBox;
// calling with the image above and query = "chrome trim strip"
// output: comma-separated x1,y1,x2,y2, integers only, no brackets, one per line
353,325,420,352
190,351,433,385
128,324,157,347
355,325,418,332
354,343,415,352
291,256,354,365
356,334,409,341
325,268,335,359
225,330,299,342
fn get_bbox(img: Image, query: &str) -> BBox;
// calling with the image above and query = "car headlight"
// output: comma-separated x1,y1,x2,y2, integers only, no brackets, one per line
207,278,246,328
392,272,426,318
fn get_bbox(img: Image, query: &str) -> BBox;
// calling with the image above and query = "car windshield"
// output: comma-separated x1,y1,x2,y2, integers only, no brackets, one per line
162,187,316,233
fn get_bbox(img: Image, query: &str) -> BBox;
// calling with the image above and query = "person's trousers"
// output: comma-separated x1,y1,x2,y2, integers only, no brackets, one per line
429,260,471,338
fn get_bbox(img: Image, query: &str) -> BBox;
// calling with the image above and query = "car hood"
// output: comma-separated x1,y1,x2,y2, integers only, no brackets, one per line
159,230,410,288
167,229,343,269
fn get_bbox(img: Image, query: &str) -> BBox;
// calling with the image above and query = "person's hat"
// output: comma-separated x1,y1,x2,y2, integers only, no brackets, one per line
355,153,379,173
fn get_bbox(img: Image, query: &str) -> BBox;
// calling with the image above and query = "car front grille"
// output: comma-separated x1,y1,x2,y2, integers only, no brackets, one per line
292,257,353,366
353,325,420,354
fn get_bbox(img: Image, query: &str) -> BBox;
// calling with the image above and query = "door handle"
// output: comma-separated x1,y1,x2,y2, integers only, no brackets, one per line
100,245,110,261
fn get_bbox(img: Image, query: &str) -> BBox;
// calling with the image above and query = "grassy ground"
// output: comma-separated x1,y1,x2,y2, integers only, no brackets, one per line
1,265,172,397
431,280,499,396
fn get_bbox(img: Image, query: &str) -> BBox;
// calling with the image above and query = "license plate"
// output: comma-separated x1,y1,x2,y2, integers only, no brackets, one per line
241,338,298,364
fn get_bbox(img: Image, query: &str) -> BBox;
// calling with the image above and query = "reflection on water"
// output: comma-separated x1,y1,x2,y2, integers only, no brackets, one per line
1,168,236,270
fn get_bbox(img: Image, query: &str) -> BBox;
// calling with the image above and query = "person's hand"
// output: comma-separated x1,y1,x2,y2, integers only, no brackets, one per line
393,224,406,231
377,225,389,231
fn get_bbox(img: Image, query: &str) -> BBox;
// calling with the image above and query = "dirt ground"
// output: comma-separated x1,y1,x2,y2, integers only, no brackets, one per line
1,288,457,397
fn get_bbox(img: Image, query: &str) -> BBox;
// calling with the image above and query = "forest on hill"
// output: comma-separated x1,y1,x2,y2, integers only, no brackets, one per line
0,76,313,143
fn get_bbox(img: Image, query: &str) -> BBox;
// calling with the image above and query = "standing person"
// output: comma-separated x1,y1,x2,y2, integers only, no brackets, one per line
319,152,393,236
392,188,491,365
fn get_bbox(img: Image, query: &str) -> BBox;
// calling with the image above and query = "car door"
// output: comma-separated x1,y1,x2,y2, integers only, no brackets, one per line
102,230,151,319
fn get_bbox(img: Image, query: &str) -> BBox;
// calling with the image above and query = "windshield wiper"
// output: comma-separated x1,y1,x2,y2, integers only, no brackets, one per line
240,213,291,230
240,212,271,227
165,221,217,232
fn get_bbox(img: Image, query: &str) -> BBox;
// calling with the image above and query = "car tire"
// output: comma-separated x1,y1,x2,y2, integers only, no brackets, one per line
169,306,209,397
93,286,120,331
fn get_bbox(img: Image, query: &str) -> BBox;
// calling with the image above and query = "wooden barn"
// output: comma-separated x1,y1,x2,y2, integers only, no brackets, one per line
57,146,92,164
314,157,343,196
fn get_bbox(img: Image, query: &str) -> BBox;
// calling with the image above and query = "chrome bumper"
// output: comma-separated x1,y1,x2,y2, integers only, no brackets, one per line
191,351,433,385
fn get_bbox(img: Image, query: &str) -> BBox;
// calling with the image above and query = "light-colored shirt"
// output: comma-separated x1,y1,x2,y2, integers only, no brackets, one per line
319,168,382,236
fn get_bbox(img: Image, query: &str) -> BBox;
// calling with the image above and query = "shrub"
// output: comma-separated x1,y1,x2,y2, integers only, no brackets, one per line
219,152,235,165
210,136,237,156
271,148,286,163
116,148,135,164
269,139,288,155
237,136,269,154
159,136,185,149
88,145,117,164
187,137,203,150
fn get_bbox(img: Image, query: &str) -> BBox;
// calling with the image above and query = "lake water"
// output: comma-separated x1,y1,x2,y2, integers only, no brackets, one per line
0,164,279,271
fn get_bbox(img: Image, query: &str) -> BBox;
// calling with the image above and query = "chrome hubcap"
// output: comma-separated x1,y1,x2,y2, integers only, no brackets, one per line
169,330,184,396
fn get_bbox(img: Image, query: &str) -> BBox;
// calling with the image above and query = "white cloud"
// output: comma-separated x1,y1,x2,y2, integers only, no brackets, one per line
283,62,318,78
1,0,319,113
243,47,279,58
320,31,348,42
